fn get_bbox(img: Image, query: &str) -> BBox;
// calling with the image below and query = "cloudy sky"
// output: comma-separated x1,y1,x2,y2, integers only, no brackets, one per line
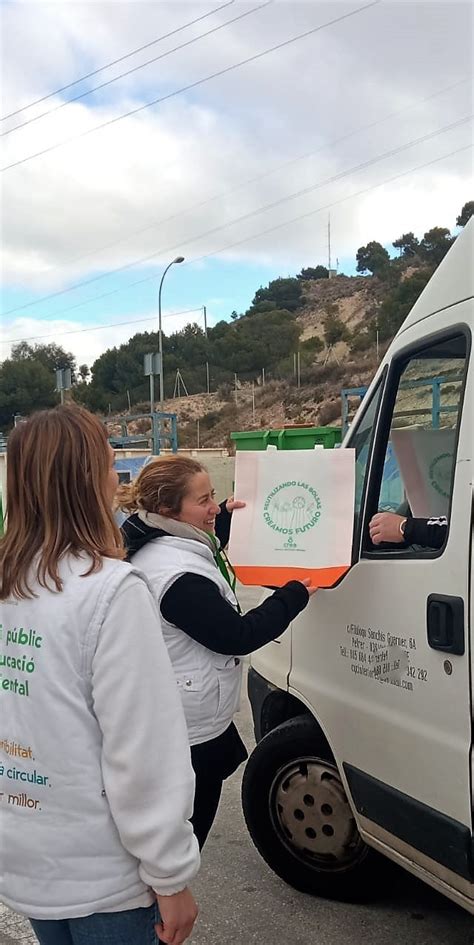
1,0,472,368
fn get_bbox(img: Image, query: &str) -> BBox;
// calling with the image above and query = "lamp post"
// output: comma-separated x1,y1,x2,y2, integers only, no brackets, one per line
158,255,185,410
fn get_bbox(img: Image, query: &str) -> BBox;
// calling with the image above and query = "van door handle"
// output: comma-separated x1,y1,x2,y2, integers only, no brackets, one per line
427,594,464,656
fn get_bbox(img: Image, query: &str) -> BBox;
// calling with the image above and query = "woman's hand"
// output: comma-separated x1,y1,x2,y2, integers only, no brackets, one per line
155,887,198,945
369,512,406,545
225,496,246,513
300,577,318,597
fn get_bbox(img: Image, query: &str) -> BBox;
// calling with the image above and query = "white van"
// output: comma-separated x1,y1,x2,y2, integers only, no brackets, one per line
242,219,474,914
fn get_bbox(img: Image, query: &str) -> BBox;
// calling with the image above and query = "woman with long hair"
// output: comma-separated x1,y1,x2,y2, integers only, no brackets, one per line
119,456,316,850
0,406,199,945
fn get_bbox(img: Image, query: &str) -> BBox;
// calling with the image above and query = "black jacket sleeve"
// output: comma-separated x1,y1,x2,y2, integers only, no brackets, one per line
215,501,232,549
160,574,309,656
403,516,447,550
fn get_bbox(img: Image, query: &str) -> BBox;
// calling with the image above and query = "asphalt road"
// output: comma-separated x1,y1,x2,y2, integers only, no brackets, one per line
1,586,473,944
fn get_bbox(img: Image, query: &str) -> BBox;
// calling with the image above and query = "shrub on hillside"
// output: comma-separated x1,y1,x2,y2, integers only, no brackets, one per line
296,265,329,281
323,314,349,346
318,399,341,426
301,335,324,353
350,331,373,353
216,382,234,402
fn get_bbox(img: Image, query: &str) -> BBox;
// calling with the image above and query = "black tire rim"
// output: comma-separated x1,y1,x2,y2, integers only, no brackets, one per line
269,756,367,873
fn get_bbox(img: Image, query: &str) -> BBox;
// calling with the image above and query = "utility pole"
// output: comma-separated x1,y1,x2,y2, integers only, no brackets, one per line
150,373,155,414
262,367,265,387
297,351,301,389
328,213,331,272
203,305,210,394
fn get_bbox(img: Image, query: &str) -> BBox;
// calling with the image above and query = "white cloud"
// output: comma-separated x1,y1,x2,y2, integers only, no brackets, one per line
1,0,472,292
0,306,212,367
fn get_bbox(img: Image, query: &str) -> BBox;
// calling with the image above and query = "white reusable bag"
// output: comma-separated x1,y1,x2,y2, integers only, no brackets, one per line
229,446,355,587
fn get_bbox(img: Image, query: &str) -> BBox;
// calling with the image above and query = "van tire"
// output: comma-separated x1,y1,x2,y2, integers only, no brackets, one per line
242,715,382,901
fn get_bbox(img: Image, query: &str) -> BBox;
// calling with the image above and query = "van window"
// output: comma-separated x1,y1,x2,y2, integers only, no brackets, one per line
364,334,468,554
345,377,385,541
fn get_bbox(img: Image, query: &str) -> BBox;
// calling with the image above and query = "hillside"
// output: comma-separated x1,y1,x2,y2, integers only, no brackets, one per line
160,273,386,449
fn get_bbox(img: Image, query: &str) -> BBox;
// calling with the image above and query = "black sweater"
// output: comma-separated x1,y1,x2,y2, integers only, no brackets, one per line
122,504,309,656
403,516,447,550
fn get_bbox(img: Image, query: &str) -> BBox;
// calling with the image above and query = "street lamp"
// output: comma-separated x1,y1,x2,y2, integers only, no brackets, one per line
158,255,185,411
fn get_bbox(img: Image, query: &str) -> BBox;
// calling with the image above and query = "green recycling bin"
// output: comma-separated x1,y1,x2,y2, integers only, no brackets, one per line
231,425,341,451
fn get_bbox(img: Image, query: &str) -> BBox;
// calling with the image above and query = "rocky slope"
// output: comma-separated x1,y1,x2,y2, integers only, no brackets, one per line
155,273,388,449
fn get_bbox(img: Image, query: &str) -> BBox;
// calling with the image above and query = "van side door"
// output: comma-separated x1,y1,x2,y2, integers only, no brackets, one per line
290,311,473,891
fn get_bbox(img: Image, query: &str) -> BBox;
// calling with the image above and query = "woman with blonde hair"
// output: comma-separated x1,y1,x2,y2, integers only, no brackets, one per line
0,406,199,945
120,456,316,850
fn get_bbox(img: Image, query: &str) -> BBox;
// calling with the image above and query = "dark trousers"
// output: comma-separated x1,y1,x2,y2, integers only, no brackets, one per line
189,724,247,850
190,767,224,850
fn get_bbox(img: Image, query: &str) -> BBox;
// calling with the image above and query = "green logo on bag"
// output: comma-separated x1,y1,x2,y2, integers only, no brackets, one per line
429,452,452,498
263,481,322,550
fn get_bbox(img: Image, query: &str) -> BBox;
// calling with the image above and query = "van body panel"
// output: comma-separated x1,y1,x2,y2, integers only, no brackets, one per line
343,763,473,879
356,818,474,915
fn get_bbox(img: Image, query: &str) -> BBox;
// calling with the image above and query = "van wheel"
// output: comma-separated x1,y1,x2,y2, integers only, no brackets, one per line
242,715,381,900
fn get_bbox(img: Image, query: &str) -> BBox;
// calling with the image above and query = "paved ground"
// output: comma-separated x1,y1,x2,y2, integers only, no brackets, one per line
2,586,473,944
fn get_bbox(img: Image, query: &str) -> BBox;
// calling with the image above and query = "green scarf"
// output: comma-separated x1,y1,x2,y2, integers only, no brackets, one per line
208,533,241,614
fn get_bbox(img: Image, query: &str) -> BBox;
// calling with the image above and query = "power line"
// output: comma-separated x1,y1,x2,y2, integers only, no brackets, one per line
3,142,470,330
0,1,236,121
2,308,203,346
192,144,473,266
1,1,381,173
225,114,472,224
2,1,271,138
2,111,470,320
44,75,470,275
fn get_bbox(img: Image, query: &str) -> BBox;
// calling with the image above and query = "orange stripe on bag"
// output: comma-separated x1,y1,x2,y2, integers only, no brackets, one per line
233,564,350,588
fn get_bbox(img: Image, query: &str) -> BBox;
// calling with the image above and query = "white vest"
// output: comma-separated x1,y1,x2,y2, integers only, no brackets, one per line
131,536,242,746
0,554,199,918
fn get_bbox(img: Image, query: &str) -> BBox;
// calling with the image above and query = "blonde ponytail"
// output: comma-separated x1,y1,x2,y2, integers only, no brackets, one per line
116,456,205,517
114,480,140,513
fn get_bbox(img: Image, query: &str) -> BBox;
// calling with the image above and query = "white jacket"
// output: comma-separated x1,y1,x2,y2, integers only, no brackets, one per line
131,537,242,746
0,554,199,920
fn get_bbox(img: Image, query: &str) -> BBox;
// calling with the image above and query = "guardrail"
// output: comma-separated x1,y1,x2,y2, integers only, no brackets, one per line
102,411,178,455
341,375,462,437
